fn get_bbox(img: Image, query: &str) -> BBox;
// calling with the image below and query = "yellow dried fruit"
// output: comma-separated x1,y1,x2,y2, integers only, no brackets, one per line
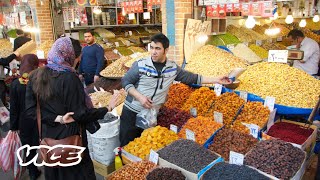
249,44,269,59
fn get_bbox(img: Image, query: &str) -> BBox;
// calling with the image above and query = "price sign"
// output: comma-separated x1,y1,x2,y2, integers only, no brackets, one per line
214,111,223,124
113,49,119,54
170,124,178,133
126,40,131,46
75,18,80,25
239,91,248,102
256,40,262,46
264,96,275,111
190,108,197,117
214,84,222,96
277,36,283,42
149,149,159,164
227,44,235,50
268,50,288,63
229,151,244,165
70,22,74,28
115,42,120,47
249,124,259,138
129,31,133,36
36,50,45,59
186,129,195,141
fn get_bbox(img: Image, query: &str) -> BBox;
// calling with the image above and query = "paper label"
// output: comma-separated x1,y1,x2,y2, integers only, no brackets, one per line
149,149,159,164
244,42,249,46
266,109,277,132
190,108,197,117
249,124,259,138
227,44,235,50
229,151,244,165
264,96,275,111
277,36,283,42
70,22,74,28
239,91,248,102
129,31,133,36
268,50,288,63
75,18,80,25
170,124,178,133
126,40,131,46
256,40,262,46
36,50,45,59
113,49,119,54
186,129,195,141
214,111,223,124
214,84,222,96
115,42,120,47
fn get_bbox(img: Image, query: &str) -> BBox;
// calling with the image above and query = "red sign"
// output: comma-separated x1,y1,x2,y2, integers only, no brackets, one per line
218,4,226,17
251,2,261,16
241,3,251,16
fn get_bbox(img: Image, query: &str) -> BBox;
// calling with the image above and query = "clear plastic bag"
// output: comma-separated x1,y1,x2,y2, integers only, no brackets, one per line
136,106,160,129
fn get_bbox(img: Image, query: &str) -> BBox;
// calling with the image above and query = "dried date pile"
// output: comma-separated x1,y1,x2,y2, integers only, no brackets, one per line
244,139,305,179
146,167,185,180
208,129,258,160
157,139,219,173
202,162,269,180
108,161,156,180
157,107,192,130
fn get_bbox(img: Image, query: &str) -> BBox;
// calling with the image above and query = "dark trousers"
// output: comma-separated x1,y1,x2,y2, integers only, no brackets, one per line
83,73,94,86
21,138,39,177
120,106,143,147
316,153,320,180
0,80,7,106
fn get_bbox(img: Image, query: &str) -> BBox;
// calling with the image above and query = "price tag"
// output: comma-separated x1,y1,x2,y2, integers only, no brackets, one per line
227,44,235,50
129,31,133,36
70,22,74,28
277,36,283,42
264,96,275,111
266,109,277,132
256,40,262,46
170,124,178,133
36,50,45,59
75,18,80,25
126,40,131,46
268,50,288,63
229,151,244,165
244,42,249,46
249,124,259,138
239,91,248,102
190,108,197,117
214,111,223,124
115,42,120,47
186,129,195,141
214,84,222,96
147,43,151,51
113,49,119,54
149,149,159,164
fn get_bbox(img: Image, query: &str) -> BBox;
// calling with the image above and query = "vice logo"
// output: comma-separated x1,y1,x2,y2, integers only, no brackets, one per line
17,145,86,167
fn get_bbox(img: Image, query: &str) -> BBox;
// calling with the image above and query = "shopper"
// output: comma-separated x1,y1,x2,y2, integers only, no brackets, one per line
287,29,320,76
9,54,41,180
120,33,231,146
13,29,31,51
0,52,20,106
78,29,104,85
24,37,119,180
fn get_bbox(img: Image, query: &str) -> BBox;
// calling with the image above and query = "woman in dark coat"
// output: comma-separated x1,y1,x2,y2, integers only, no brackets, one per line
24,37,119,180
10,54,41,180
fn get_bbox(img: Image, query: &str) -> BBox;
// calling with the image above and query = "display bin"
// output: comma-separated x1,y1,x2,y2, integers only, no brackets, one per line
121,149,142,165
158,155,223,180
92,159,115,177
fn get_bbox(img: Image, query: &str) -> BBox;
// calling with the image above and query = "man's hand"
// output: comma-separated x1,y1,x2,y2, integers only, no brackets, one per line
79,74,84,81
94,75,100,82
211,76,232,85
62,112,75,124
138,95,153,109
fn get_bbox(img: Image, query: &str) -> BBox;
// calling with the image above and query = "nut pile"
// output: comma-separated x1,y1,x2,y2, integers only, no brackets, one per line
245,139,305,179
116,47,133,56
249,44,269,59
227,25,267,42
178,116,223,145
306,19,320,30
232,102,270,134
231,43,262,63
104,51,120,60
146,167,185,180
108,161,156,180
208,129,258,160
123,126,179,159
0,39,13,57
89,89,126,108
212,92,245,126
181,87,217,116
157,139,219,173
125,52,149,68
157,107,192,130
252,25,267,36
164,83,194,109
128,46,146,53
207,33,241,46
100,56,131,78
186,45,247,77
267,122,314,145
202,162,269,180
261,42,287,50
237,62,320,108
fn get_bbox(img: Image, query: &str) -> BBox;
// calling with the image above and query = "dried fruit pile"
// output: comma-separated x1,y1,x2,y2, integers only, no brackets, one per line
164,83,194,109
249,44,269,59
116,47,134,56
267,122,314,145
212,92,245,126
232,102,270,134
185,45,247,77
157,107,191,130
104,51,120,60
108,161,156,180
202,162,269,180
146,168,185,180
123,126,178,159
178,116,223,145
100,56,131,78
181,87,217,116
208,129,258,160
237,62,320,108
245,139,305,179
252,25,267,36
157,139,219,173
0,39,13,57
231,43,262,63
261,42,287,50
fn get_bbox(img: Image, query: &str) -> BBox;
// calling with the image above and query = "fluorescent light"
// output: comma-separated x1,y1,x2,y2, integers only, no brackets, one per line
285,15,294,24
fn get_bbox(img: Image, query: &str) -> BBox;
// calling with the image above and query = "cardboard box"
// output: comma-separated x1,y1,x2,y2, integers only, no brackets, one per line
92,159,115,177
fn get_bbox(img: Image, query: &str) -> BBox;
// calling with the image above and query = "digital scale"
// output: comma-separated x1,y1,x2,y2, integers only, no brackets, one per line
287,50,304,60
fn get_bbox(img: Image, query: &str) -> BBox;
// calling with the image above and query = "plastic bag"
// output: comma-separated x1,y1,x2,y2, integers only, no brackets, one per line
0,99,9,125
136,106,160,129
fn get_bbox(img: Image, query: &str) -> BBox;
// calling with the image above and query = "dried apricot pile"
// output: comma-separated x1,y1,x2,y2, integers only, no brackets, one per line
164,83,194,109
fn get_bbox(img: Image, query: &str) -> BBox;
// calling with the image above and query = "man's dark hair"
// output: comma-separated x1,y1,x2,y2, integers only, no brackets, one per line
16,29,24,35
288,29,305,40
84,29,95,36
150,33,170,49
70,38,82,58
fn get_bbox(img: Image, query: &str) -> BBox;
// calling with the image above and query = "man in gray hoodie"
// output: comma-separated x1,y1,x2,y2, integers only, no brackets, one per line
120,33,231,146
